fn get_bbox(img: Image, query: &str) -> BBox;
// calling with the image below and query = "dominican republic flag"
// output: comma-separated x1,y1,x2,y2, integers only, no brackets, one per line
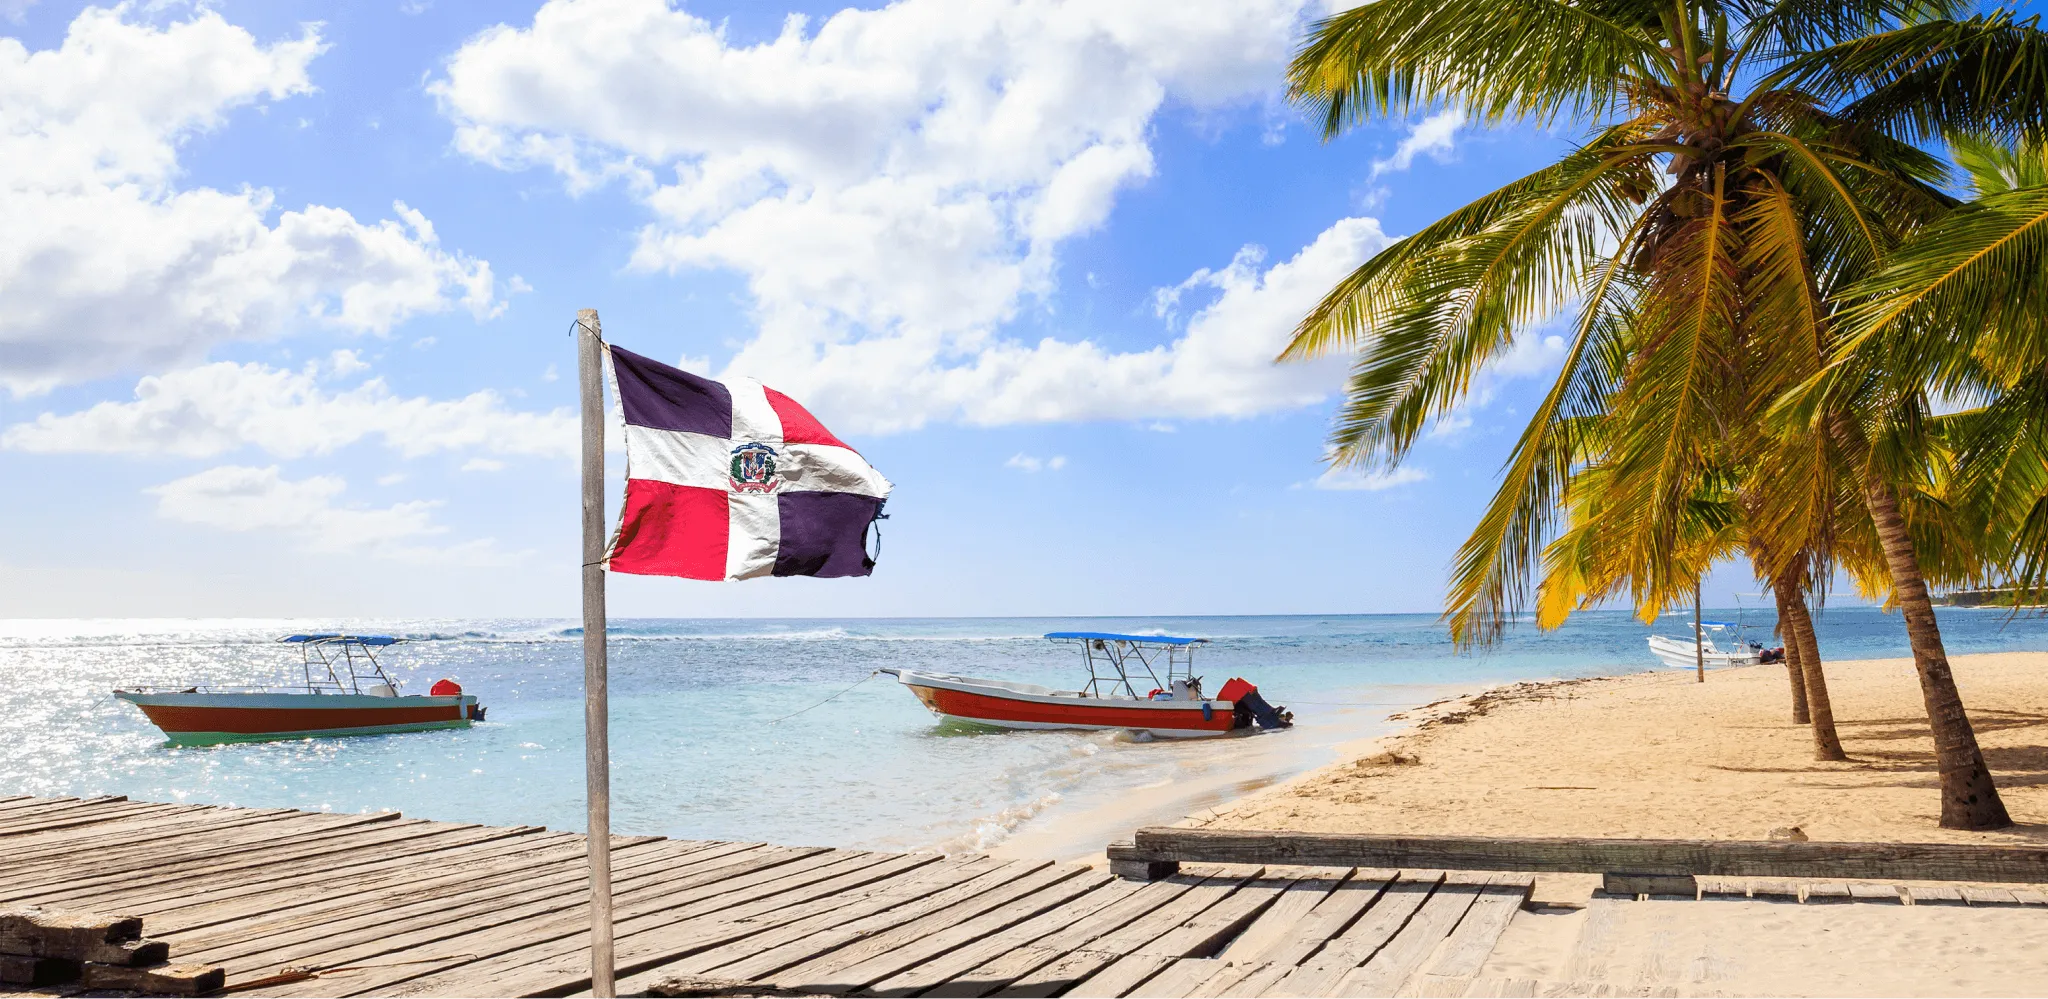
603,345,890,580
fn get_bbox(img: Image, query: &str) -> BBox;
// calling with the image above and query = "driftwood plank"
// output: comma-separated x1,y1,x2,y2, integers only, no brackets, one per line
1125,828,2048,885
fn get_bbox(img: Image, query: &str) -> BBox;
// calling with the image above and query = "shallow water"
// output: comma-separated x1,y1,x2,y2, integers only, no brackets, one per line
3,608,2043,855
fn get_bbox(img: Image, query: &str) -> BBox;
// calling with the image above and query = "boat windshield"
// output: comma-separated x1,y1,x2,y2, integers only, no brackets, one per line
1044,633,1207,698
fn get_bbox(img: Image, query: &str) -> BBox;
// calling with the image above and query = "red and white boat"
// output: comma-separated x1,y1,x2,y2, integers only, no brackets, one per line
114,634,484,746
882,632,1291,739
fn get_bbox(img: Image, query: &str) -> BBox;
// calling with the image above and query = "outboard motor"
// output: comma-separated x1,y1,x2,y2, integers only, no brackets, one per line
1218,677,1293,730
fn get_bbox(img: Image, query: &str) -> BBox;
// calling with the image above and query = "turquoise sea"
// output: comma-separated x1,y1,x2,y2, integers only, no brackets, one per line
3,608,2045,858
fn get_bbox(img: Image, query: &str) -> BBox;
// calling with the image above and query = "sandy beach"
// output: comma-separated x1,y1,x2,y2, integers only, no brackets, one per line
1199,651,2048,844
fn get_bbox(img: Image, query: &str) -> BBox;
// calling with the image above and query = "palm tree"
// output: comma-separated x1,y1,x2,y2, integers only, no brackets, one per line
1281,0,2048,828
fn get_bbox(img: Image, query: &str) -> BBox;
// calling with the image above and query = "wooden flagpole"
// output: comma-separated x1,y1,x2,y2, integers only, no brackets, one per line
577,309,616,997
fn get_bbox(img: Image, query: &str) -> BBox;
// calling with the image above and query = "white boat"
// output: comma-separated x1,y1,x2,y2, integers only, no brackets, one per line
1648,621,1763,670
880,633,1293,739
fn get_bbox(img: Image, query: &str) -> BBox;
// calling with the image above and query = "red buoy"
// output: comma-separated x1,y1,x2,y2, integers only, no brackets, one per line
429,679,463,696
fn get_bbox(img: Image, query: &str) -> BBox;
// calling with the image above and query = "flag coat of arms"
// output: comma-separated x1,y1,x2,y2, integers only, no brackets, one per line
602,345,890,580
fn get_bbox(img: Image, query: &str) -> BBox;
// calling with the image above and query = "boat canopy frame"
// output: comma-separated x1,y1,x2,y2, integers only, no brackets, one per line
1045,633,1208,699
282,635,404,696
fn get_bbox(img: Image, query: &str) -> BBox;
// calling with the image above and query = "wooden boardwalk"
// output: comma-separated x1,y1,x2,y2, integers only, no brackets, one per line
0,795,1540,998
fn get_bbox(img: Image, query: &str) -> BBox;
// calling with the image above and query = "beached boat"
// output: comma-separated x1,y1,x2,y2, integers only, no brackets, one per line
881,632,1291,739
113,634,483,745
1647,621,1767,670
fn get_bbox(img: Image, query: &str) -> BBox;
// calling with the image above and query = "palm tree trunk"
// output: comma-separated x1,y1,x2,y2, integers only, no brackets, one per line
1773,574,1844,760
1856,469,2012,829
1771,582,1811,724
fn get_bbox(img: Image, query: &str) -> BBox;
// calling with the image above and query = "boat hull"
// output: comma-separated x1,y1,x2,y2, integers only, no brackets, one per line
114,691,478,745
1646,636,1759,670
885,669,1237,738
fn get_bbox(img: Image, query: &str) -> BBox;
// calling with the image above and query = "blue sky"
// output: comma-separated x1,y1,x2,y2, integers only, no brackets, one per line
0,0,1806,619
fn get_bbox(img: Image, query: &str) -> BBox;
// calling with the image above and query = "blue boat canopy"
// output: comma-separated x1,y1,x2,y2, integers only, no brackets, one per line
281,634,402,646
1044,632,1207,646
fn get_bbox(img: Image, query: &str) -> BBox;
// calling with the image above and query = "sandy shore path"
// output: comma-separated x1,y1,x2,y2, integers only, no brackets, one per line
1201,651,2048,843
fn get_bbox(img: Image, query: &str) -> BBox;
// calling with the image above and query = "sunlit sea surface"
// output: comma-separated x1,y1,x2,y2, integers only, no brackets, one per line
3,608,2045,856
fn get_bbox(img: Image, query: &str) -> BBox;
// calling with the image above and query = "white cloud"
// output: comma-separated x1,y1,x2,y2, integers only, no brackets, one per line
0,7,508,394
1370,108,1467,180
1313,465,1430,491
1005,453,1067,472
460,457,506,472
147,465,515,564
1,360,575,460
2,0,37,23
435,0,1330,432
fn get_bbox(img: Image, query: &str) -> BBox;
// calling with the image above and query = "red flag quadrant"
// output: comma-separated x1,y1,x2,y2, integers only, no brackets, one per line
602,345,890,580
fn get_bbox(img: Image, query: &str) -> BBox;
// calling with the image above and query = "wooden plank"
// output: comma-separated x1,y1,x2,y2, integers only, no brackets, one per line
1906,885,1966,906
593,851,965,997
0,811,402,901
0,800,184,838
1126,827,2048,884
143,826,572,926
921,870,1215,999
1420,881,1534,981
1960,886,2022,906
1330,882,1486,997
1074,873,1300,998
993,870,1267,999
1189,871,1398,999
863,873,1145,997
173,837,691,965
2011,888,2048,905
1803,884,1852,904
1129,956,1233,999
1847,883,1902,904
404,849,948,998
765,863,1092,994
779,869,1112,996
1747,881,1798,903
212,843,813,988
293,845,877,996
1266,875,1455,997
0,806,298,868
1212,870,1350,966
19,817,478,912
1561,898,1628,982
629,856,1025,989
57,822,563,917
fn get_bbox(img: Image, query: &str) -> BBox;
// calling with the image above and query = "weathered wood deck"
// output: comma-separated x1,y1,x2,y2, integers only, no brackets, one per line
0,795,1549,998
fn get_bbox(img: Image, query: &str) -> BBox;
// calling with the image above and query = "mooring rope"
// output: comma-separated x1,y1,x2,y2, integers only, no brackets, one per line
771,670,880,723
